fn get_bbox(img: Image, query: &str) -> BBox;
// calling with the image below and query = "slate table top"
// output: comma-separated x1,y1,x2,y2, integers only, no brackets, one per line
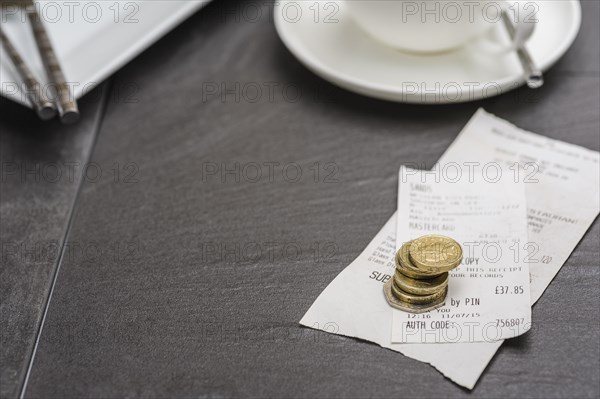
1,1,598,398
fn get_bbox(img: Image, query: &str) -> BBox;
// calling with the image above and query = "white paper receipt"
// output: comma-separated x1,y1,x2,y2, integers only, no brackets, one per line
300,109,599,389
391,166,531,343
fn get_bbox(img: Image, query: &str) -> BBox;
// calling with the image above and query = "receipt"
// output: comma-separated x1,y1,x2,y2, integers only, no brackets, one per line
300,109,599,388
391,166,530,343
439,109,600,304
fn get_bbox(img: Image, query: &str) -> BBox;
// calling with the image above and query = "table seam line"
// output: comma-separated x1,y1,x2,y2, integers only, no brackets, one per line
18,80,114,399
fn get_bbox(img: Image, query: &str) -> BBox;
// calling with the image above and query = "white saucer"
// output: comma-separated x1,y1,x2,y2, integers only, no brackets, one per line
274,1,581,103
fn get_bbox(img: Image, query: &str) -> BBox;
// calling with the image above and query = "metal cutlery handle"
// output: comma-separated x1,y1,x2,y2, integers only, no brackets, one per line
24,1,80,123
0,26,56,120
501,11,544,89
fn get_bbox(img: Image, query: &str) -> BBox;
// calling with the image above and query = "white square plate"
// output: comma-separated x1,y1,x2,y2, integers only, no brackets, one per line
1,1,209,107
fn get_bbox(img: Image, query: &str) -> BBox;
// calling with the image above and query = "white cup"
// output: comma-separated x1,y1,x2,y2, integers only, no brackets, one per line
345,0,532,53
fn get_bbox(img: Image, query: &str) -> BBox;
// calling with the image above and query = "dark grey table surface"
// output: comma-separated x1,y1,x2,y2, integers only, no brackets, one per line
1,1,599,398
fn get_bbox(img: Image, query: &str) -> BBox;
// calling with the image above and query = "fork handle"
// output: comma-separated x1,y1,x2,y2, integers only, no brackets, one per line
25,1,80,123
0,26,56,120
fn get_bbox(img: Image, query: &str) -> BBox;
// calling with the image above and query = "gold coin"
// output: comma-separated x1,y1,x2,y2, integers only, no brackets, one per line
409,235,463,273
383,280,446,314
391,280,447,304
396,241,442,279
394,271,448,295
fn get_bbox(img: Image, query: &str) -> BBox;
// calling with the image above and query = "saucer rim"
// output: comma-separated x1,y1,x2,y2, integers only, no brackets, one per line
274,0,582,104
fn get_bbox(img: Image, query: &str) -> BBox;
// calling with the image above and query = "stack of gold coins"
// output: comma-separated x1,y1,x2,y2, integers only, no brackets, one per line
384,235,462,313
